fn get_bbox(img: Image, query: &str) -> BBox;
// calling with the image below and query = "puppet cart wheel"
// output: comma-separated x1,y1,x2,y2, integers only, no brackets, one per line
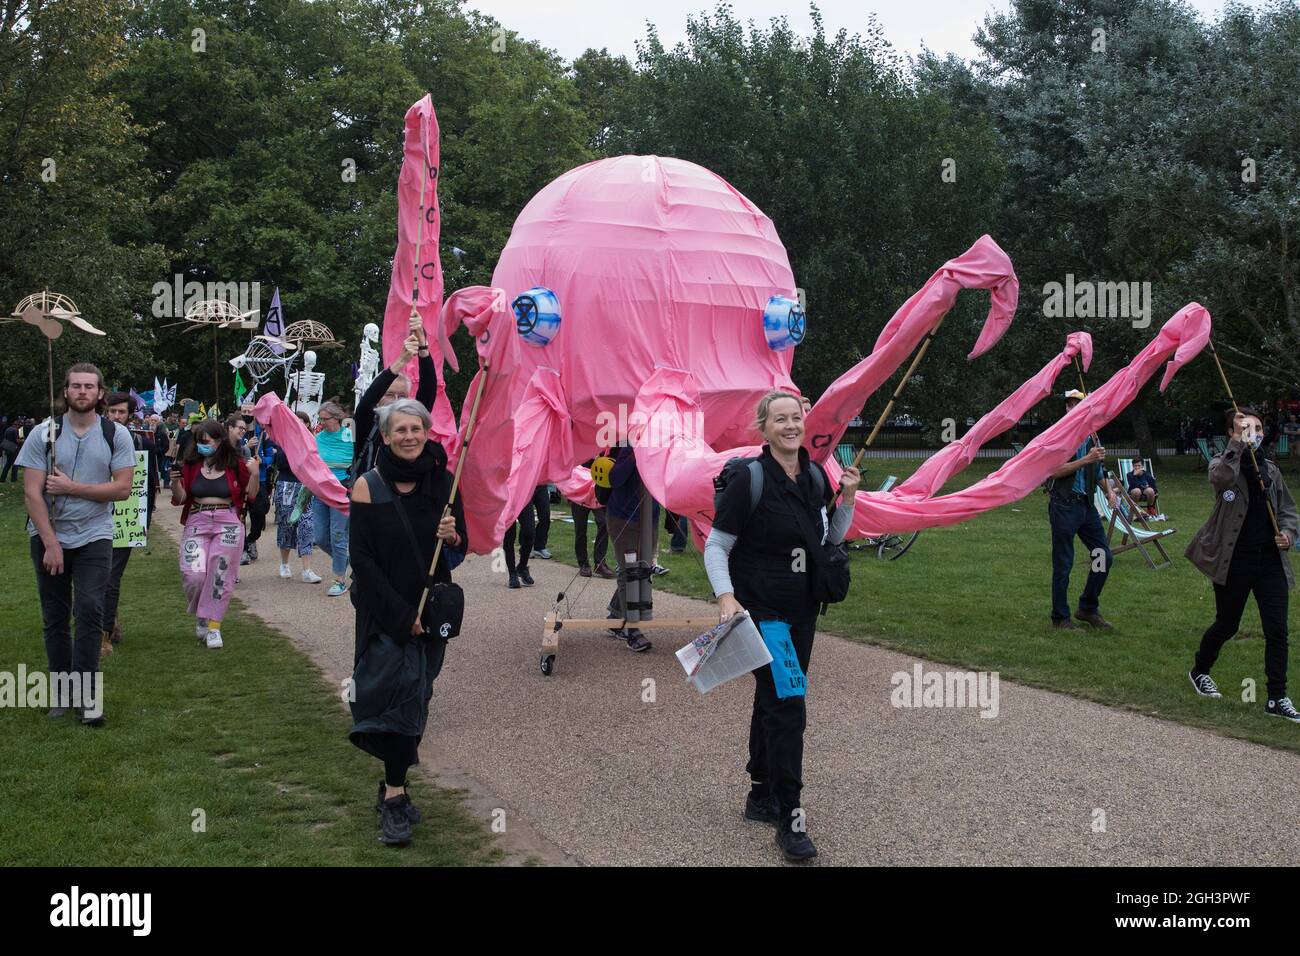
540,654,556,676
876,531,920,561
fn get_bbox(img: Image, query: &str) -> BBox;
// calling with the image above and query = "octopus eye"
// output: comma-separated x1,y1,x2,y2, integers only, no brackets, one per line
763,294,805,351
512,287,561,346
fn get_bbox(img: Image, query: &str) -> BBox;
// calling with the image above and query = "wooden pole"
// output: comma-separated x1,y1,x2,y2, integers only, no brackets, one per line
1206,339,1281,536
47,336,57,472
834,313,946,503
415,359,490,620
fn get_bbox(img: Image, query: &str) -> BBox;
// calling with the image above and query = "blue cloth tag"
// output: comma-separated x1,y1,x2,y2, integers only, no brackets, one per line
758,620,806,699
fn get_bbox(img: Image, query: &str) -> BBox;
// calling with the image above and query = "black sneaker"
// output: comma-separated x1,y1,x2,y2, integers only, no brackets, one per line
518,568,535,587
1266,697,1300,723
508,573,520,589
579,565,593,578
375,781,422,824
379,796,413,846
775,826,818,862
1189,670,1221,698
744,794,779,825
1051,617,1079,630
651,564,669,577
625,630,651,652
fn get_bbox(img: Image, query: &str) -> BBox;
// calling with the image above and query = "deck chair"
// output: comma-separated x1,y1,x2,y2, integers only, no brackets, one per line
1196,438,1215,464
1116,458,1161,519
1212,435,1228,455
1093,485,1176,569
834,443,856,468
1276,434,1290,457
1011,442,1024,455
876,475,898,493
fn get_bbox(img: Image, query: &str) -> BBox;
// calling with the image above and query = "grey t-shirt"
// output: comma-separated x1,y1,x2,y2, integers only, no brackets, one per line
16,415,136,548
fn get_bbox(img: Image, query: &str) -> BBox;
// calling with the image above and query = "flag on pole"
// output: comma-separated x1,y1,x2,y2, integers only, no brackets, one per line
263,288,285,353
234,368,248,405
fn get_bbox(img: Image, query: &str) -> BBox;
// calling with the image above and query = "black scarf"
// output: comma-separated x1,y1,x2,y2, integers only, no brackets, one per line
376,441,446,488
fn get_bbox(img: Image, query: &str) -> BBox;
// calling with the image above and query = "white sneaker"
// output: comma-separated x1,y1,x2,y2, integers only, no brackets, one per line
301,569,322,584
279,564,292,579
327,581,348,597
205,630,224,649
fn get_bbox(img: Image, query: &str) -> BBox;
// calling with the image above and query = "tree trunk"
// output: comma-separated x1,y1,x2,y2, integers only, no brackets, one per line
1128,399,1158,462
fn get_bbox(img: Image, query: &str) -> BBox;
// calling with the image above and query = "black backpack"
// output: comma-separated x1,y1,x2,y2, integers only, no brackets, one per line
712,456,827,521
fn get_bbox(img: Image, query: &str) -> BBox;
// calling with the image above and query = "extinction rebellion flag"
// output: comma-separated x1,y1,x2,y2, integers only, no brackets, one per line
263,288,285,353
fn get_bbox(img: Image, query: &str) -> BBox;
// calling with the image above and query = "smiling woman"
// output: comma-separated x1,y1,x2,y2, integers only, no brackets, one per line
345,397,467,848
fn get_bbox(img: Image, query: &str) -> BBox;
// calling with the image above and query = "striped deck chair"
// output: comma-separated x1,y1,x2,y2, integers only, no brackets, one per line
1117,458,1162,519
1196,438,1215,464
1093,486,1176,569
834,443,856,468
1276,433,1290,457
1212,435,1228,455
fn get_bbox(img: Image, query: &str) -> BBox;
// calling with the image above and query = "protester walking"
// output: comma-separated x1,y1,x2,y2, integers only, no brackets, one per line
604,443,659,651
1044,389,1116,629
18,364,135,724
172,420,258,649
346,399,467,847
351,326,434,477
312,401,354,596
100,392,161,655
705,390,859,862
272,411,320,582
1187,407,1298,722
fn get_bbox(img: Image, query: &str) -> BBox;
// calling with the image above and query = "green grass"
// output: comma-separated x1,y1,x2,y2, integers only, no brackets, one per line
544,452,1300,754
0,482,497,866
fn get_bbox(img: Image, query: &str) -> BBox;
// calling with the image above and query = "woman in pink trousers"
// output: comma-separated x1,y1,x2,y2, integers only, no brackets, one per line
170,420,259,649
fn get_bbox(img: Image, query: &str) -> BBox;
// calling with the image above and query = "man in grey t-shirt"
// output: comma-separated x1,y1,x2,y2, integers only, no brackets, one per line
18,364,135,724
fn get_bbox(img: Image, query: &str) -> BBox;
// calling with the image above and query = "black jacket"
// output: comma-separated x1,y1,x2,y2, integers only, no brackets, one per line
713,445,832,619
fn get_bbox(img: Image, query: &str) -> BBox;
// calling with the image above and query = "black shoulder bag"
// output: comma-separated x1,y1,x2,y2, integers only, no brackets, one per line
787,462,851,612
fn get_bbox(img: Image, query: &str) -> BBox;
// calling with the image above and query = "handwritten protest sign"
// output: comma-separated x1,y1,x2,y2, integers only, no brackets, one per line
112,451,148,549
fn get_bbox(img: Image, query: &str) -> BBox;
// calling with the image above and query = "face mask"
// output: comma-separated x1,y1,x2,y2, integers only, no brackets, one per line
1249,434,1264,451
197,443,217,456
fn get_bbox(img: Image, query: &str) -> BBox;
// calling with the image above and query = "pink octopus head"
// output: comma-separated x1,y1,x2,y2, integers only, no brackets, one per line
448,155,809,550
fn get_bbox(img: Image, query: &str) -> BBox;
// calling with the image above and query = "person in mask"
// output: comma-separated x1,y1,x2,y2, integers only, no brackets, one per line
170,420,259,649
1187,407,1298,722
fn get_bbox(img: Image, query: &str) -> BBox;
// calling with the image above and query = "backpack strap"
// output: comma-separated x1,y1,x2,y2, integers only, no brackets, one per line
808,459,827,504
360,468,392,504
746,458,764,519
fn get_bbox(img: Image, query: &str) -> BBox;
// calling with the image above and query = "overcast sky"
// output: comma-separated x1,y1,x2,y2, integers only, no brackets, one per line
462,0,1258,64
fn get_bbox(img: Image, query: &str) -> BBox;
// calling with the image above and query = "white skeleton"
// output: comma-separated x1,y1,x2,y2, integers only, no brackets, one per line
289,350,325,423
355,322,381,410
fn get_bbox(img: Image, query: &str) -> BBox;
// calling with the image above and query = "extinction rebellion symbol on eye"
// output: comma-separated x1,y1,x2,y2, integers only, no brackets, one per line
811,434,832,449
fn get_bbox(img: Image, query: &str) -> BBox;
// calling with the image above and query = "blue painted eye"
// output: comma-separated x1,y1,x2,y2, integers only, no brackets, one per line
763,295,805,351
512,287,561,346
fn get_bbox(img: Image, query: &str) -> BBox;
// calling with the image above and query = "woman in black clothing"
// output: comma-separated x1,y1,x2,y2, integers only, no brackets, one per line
347,398,467,846
705,391,859,862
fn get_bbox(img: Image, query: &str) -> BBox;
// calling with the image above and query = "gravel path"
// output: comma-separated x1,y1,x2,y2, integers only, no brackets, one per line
222,531,1299,866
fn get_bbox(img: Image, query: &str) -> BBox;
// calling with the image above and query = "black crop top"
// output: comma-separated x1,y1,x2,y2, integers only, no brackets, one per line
191,472,232,499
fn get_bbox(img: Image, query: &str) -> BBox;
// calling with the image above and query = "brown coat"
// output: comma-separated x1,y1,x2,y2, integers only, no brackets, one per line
1184,439,1298,589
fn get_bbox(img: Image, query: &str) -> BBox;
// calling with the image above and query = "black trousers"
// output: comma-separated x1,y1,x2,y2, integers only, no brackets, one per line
0,452,18,482
1048,494,1111,620
531,485,551,551
31,537,111,679
1194,546,1290,699
374,734,420,788
502,505,536,575
102,546,133,632
747,608,817,825
571,502,608,568
246,492,269,545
